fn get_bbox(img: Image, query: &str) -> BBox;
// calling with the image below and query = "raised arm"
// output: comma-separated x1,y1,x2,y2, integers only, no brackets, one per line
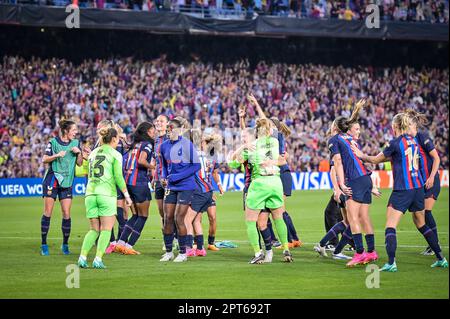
351,144,388,165
247,93,267,119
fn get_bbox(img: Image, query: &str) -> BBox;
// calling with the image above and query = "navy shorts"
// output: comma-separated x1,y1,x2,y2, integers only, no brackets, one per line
388,188,425,213
280,170,293,197
347,175,372,204
127,185,152,203
191,191,215,213
117,187,125,200
425,174,441,200
164,189,195,205
154,181,165,200
42,174,73,201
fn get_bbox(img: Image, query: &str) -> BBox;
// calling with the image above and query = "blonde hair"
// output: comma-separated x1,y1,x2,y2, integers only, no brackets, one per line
392,113,411,135
404,108,429,128
256,118,272,137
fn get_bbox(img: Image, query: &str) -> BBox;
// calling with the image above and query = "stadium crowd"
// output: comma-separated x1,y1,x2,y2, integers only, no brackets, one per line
3,0,449,23
0,55,448,178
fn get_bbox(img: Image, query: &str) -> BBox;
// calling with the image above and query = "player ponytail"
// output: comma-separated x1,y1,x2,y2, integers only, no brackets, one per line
98,127,118,145
404,108,429,128
58,118,76,136
270,117,291,137
334,99,365,133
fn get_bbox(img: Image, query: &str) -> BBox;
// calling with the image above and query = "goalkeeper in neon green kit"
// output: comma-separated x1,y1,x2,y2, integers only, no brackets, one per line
77,127,132,269
235,117,293,264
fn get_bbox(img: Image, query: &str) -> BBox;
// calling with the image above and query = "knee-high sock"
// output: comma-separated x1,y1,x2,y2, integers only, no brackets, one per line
334,225,352,254
267,218,278,242
80,230,99,257
95,230,111,259
418,225,443,260
41,215,51,245
119,214,138,243
164,233,175,253
116,207,126,239
352,233,364,254
62,218,71,245
283,211,299,241
246,221,261,254
425,210,439,243
195,235,204,250
186,234,194,248
365,234,375,253
385,227,397,265
319,221,346,247
208,235,215,245
110,228,116,243
127,216,148,246
260,228,273,251
178,235,187,254
273,217,289,251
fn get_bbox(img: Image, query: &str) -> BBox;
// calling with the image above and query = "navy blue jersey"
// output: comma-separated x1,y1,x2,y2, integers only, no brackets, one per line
160,136,201,191
415,130,436,180
328,133,370,183
154,134,169,181
277,132,290,172
383,134,424,191
124,141,153,186
195,152,219,193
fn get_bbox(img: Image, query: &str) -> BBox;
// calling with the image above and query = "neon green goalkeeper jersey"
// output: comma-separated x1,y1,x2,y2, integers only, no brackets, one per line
86,144,126,197
243,136,280,179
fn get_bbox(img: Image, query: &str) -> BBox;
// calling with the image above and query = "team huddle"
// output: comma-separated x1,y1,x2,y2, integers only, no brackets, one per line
38,94,447,271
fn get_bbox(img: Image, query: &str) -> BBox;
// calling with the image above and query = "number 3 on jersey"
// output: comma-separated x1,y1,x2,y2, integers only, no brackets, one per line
404,146,419,172
89,155,106,178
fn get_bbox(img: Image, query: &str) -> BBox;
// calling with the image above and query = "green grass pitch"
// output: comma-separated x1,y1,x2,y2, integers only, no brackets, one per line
0,189,448,299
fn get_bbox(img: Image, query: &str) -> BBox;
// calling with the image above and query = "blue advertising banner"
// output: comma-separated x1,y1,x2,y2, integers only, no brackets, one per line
1,170,448,198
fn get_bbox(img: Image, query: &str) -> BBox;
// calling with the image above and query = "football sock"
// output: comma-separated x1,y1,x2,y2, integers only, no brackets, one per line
333,225,352,254
186,234,194,248
110,228,115,243
127,216,148,246
61,218,71,245
352,233,364,254
260,228,273,251
178,235,187,254
246,221,261,254
208,235,215,245
320,221,346,247
283,211,299,241
195,235,204,250
95,230,111,259
163,233,175,253
273,217,289,250
119,214,138,242
80,230,99,257
418,225,443,260
425,210,439,242
365,234,375,253
116,207,126,239
267,218,278,242
41,215,51,245
385,227,397,264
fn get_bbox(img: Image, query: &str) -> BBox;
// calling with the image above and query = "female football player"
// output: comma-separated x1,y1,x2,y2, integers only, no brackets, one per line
114,122,155,255
404,109,442,256
159,118,201,262
352,113,448,271
77,127,132,269
328,99,379,267
40,119,83,256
